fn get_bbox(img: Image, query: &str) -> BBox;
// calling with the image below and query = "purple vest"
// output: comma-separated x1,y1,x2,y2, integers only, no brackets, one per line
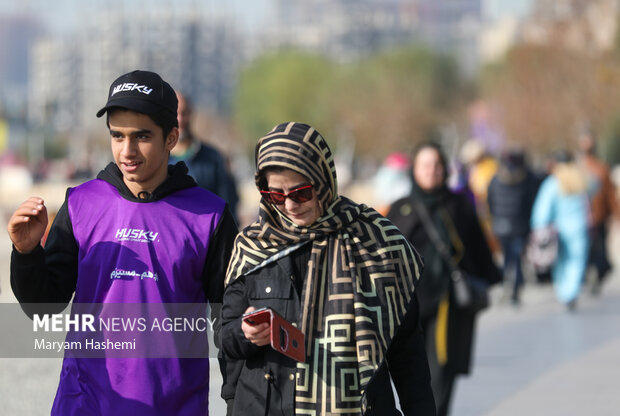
52,179,224,416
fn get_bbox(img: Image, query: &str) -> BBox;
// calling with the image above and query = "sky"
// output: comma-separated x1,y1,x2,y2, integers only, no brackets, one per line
0,0,272,35
0,0,536,112
483,0,535,21
1,0,535,32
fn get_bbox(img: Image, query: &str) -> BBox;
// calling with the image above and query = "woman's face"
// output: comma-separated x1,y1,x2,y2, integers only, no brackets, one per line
264,169,322,227
413,147,445,191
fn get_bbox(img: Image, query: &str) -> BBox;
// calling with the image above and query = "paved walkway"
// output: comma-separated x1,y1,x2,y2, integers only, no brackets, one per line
451,221,620,416
452,272,620,416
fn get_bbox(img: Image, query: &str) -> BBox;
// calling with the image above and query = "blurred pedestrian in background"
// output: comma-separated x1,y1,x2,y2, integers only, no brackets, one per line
527,152,558,285
459,139,500,256
577,127,619,295
221,122,435,415
487,149,539,305
388,141,501,416
372,152,412,215
446,158,475,205
171,91,239,221
530,150,590,311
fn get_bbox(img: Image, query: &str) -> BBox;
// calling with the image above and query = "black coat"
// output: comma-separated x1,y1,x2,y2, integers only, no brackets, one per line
220,245,436,415
487,170,539,238
387,191,501,374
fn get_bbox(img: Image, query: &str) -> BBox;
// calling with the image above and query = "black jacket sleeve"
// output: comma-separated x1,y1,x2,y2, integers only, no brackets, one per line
387,295,436,415
10,195,78,315
203,204,238,353
219,274,260,360
219,273,255,408
459,197,502,286
203,204,238,304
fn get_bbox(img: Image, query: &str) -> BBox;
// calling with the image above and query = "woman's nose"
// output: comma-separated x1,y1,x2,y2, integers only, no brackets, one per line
284,197,300,210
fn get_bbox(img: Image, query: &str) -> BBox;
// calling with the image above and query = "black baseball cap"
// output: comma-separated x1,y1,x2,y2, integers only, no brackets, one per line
96,70,177,118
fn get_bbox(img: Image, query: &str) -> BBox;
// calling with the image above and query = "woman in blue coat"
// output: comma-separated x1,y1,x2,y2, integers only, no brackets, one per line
530,150,590,310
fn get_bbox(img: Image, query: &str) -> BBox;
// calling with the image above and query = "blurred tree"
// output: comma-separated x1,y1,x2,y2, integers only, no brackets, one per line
480,44,620,156
601,113,620,165
234,47,469,159
234,50,337,147
331,47,467,156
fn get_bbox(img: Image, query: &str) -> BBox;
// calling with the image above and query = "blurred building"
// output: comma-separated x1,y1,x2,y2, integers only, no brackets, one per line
415,0,483,77
479,15,521,63
479,0,619,64
264,0,483,76
264,0,418,61
0,15,43,117
28,9,241,139
521,0,619,53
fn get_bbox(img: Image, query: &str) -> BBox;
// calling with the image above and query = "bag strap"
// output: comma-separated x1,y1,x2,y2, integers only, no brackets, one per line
410,200,459,272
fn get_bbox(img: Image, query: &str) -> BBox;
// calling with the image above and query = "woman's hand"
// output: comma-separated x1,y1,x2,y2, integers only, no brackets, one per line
241,306,271,346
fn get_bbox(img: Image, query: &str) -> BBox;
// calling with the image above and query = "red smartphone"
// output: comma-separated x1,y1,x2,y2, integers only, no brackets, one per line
242,307,305,362
242,307,271,326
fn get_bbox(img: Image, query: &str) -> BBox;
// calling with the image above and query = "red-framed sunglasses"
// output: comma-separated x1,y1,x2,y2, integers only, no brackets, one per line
260,184,314,205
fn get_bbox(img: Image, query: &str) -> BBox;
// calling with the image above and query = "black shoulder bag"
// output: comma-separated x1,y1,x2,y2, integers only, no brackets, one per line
412,200,490,314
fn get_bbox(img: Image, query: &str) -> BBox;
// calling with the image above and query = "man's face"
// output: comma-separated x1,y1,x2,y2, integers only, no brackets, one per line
109,109,178,195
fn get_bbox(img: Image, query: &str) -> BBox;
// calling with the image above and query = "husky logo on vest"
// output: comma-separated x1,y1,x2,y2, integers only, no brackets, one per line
115,228,159,243
111,83,153,96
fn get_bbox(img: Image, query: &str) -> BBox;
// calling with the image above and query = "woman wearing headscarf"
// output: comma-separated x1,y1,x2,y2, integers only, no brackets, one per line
530,150,590,310
220,122,435,415
387,141,501,416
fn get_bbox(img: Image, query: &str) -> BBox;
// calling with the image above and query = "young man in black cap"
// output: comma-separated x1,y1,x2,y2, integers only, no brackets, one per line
8,70,237,415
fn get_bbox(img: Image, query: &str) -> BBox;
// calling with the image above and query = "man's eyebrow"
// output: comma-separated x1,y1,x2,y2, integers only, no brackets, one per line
132,129,153,136
108,129,153,136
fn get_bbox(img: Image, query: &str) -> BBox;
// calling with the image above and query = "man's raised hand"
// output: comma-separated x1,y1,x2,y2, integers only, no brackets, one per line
8,197,48,254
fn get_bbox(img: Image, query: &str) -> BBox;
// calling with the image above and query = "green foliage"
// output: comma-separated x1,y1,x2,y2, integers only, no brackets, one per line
234,50,337,146
601,114,620,165
45,133,69,159
234,46,468,158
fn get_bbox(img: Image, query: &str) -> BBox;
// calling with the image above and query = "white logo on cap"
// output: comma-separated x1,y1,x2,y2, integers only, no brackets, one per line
112,83,153,96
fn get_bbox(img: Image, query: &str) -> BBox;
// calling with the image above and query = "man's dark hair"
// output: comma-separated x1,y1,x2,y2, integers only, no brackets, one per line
148,108,178,140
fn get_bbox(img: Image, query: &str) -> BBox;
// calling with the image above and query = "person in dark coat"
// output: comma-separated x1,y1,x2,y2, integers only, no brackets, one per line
220,122,436,416
487,149,539,304
387,141,501,416
577,128,619,294
171,91,239,221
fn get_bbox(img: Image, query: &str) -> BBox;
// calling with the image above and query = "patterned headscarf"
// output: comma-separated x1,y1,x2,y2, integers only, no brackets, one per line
226,122,422,415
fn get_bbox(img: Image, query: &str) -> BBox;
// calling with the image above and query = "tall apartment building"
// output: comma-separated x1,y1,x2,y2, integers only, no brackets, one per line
263,0,419,61
28,10,241,133
0,15,42,116
264,0,482,75
521,0,619,53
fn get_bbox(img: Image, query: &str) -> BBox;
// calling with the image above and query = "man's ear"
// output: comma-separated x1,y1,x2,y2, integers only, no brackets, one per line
166,127,179,151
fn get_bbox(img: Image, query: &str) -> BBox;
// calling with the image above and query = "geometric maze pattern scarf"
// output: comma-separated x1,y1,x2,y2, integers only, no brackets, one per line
225,122,422,415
